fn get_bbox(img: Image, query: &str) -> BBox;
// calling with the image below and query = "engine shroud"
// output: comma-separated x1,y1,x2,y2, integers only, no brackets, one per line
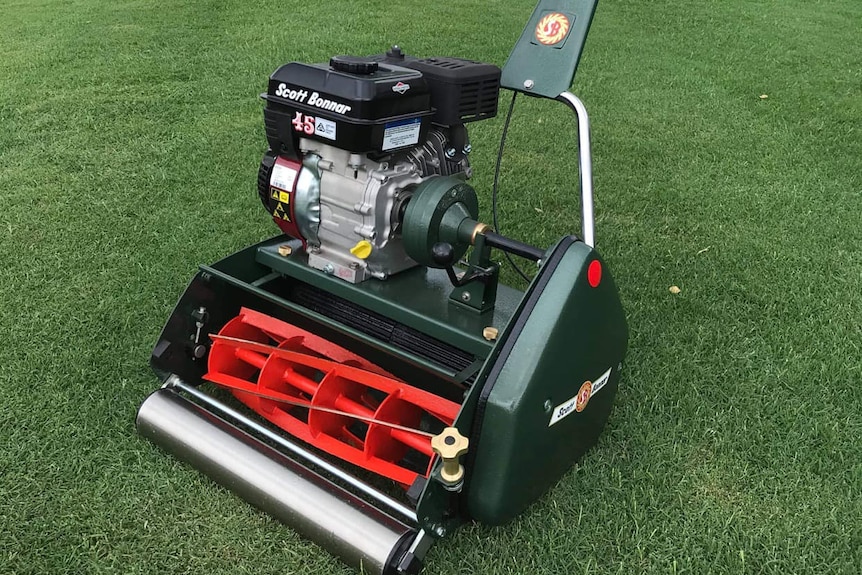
263,59,433,157
262,51,501,158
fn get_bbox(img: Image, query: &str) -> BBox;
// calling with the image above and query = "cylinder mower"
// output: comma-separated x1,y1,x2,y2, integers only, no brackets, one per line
136,1,628,573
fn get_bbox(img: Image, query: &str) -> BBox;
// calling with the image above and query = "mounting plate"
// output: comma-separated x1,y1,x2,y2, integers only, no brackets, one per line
501,0,599,98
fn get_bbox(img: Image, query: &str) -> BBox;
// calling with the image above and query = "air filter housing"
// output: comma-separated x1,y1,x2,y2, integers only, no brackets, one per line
378,47,502,125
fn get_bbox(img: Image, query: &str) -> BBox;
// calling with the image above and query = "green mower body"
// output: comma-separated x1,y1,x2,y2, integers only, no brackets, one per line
138,0,629,572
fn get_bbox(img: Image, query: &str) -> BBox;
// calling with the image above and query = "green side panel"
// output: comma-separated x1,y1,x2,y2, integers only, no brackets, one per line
463,237,628,525
501,0,599,98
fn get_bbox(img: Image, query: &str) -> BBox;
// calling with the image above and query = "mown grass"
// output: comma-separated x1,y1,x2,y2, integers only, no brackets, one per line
1,0,860,573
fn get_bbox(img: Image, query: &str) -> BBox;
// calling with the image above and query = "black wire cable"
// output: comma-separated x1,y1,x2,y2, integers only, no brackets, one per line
491,91,531,283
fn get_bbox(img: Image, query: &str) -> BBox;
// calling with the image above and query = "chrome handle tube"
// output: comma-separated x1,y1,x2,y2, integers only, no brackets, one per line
557,92,595,248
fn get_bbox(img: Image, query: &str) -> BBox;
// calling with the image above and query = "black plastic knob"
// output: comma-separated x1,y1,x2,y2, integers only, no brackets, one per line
330,55,379,75
386,45,405,60
431,242,455,267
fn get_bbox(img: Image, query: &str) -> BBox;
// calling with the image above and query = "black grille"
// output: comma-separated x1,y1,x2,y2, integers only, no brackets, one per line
390,56,501,125
256,151,276,212
457,79,500,122
288,283,475,375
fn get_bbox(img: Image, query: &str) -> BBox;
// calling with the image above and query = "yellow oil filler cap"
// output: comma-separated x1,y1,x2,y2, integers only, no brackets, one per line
349,240,373,260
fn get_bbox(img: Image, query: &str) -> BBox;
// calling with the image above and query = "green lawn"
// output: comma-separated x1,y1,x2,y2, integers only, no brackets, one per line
1,0,860,573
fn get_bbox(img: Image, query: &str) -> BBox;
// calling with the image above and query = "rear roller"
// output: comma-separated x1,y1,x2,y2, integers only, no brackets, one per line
136,387,424,575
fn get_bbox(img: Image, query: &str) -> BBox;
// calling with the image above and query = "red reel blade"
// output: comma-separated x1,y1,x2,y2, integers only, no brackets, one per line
205,308,461,486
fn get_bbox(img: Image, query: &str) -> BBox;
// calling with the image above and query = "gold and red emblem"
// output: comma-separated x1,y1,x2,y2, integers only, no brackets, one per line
535,12,570,46
575,381,592,412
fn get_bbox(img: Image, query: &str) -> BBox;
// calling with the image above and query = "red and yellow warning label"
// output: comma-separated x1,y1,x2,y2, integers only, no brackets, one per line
535,12,570,46
271,188,291,221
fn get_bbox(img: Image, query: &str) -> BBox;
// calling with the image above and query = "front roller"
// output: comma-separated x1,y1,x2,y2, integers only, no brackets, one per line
136,385,423,575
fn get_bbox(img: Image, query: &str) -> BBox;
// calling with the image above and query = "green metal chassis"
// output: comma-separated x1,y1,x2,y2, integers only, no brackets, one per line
149,233,627,535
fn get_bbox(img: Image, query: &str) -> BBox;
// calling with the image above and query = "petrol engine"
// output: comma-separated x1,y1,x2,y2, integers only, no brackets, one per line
257,47,501,283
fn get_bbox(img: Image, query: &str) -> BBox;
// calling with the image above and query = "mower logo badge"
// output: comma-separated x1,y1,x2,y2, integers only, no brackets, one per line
575,381,592,412
535,12,570,46
392,82,410,95
548,367,613,426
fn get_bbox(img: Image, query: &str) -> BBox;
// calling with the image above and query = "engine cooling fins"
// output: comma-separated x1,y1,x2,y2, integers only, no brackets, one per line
204,307,460,486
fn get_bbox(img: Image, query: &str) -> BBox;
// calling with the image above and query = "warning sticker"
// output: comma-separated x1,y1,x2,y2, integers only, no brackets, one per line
382,117,422,151
270,189,290,204
273,201,290,221
314,117,337,140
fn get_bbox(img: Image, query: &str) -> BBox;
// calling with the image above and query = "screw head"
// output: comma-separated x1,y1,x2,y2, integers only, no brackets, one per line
463,143,472,154
445,147,456,158
323,263,335,275
461,292,471,302
524,79,534,90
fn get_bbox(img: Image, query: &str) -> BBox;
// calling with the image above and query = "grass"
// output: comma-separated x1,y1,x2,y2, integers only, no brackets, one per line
1,0,860,573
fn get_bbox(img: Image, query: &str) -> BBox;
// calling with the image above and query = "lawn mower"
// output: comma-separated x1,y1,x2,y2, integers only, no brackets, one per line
136,0,628,573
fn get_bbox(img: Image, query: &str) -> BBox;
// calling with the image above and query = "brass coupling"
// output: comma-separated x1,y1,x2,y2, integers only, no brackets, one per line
471,222,492,244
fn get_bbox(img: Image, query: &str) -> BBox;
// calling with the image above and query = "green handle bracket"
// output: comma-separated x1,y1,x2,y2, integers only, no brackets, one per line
501,0,599,99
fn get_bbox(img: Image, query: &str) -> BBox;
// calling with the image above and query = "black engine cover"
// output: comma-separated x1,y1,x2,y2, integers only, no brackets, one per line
262,50,502,159
263,58,434,157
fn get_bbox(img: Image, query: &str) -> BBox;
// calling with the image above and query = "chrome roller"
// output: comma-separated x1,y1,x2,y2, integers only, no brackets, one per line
136,388,423,575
